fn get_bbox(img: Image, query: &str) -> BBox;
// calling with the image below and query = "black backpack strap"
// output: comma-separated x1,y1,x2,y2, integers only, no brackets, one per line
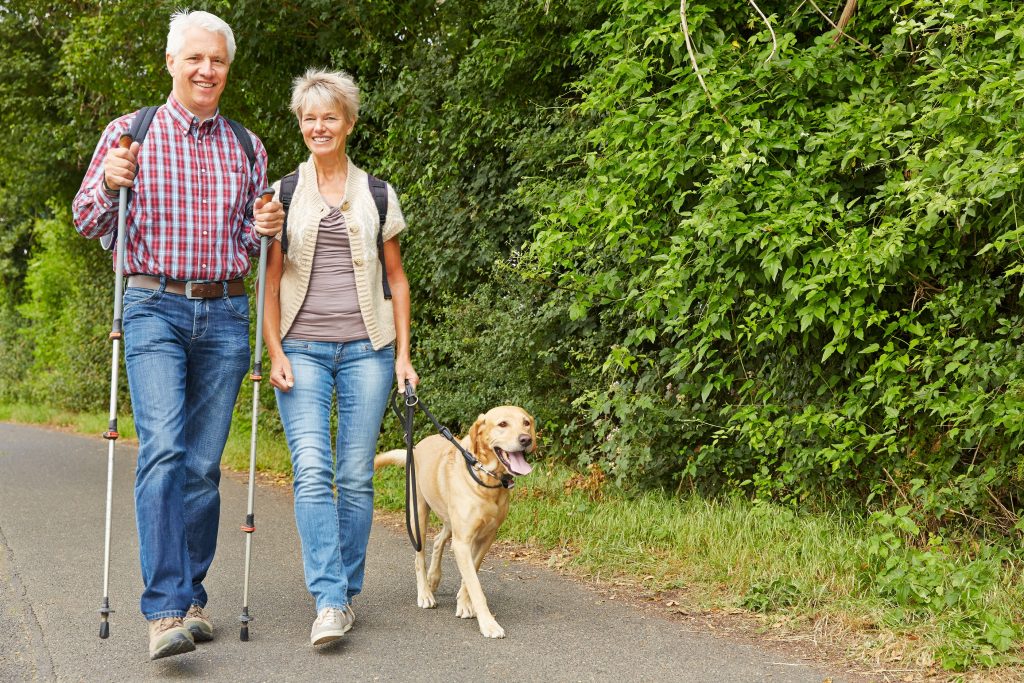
129,105,160,145
225,118,256,171
278,170,299,255
101,106,159,251
367,174,391,300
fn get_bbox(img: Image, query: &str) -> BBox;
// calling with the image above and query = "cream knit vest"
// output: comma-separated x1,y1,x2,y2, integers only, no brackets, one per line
273,155,406,350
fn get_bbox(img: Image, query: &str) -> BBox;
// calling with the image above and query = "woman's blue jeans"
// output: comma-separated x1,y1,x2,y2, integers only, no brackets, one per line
275,339,394,611
123,283,250,620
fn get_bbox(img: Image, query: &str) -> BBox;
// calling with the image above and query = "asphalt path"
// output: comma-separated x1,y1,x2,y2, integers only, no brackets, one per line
0,423,846,682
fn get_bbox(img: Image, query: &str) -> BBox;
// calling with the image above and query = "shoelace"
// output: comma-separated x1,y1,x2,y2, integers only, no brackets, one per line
319,609,343,626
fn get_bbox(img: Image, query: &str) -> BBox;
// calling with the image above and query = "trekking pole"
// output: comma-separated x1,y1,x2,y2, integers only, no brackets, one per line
99,133,133,639
240,187,275,642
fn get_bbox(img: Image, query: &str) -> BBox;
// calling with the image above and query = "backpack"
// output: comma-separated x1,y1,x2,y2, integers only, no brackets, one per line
278,169,392,300
100,105,257,250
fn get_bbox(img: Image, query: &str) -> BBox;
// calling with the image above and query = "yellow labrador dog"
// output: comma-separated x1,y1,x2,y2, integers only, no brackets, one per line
374,406,536,638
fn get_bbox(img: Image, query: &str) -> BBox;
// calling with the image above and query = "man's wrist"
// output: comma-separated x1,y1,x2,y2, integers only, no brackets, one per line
101,177,119,197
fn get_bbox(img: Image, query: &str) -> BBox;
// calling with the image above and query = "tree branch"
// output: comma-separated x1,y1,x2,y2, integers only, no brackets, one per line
747,0,777,63
807,0,878,57
679,0,713,104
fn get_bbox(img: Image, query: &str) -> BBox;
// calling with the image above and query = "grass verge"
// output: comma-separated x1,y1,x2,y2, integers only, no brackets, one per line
3,403,1022,680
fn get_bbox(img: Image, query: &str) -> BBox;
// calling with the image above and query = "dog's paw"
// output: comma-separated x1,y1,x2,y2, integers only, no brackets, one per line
417,592,437,609
455,599,476,619
479,620,506,639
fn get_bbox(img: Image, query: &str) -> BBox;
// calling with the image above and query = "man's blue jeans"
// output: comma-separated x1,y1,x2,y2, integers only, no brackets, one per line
275,339,394,611
123,282,250,620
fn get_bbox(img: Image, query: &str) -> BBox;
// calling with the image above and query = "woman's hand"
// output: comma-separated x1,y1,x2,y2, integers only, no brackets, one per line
269,354,295,392
395,356,419,394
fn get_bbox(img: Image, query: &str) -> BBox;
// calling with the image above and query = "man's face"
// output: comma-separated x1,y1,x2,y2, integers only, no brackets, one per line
166,27,230,119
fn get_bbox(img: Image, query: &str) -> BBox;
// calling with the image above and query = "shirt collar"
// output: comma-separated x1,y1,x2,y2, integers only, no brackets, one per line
165,94,222,136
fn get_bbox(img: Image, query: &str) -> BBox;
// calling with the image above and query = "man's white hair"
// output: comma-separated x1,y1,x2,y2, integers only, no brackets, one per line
166,9,236,63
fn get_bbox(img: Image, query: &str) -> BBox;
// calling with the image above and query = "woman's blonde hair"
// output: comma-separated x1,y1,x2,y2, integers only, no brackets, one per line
290,68,360,123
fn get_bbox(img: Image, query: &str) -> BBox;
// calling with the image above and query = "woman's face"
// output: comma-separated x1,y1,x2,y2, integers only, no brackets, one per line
300,104,355,159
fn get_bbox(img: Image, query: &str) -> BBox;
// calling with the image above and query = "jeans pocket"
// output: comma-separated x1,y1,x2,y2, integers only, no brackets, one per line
282,339,311,353
123,287,162,315
223,294,250,321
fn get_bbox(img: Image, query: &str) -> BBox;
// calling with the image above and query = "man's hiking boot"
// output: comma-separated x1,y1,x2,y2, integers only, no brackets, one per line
184,604,214,642
310,606,353,646
148,617,195,660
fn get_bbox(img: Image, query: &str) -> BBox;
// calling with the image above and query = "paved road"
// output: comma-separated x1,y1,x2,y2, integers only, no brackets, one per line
0,423,844,682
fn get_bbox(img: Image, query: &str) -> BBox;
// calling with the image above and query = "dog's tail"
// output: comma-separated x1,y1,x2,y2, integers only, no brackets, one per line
374,449,406,471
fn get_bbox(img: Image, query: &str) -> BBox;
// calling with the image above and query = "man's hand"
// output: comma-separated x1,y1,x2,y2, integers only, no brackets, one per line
254,195,284,237
102,141,141,193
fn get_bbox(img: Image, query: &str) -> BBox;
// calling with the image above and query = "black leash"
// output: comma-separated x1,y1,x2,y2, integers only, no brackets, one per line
391,381,423,552
390,382,515,552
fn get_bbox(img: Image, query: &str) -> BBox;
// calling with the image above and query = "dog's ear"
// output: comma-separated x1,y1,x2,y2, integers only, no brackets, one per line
469,414,487,454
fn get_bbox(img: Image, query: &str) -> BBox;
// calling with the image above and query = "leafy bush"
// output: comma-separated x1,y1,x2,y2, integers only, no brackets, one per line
17,209,116,409
523,0,1024,519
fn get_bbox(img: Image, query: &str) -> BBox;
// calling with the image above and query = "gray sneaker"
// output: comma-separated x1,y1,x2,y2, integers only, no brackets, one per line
148,617,195,661
184,604,214,642
310,606,353,646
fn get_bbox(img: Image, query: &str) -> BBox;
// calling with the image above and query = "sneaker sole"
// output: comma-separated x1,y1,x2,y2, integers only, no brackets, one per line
150,634,196,660
311,622,352,647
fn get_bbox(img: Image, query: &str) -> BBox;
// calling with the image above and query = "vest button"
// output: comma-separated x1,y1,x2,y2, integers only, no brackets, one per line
354,258,363,267
341,200,351,211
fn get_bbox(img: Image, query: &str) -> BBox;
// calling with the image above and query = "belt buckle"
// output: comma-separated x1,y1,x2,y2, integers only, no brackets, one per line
184,281,202,299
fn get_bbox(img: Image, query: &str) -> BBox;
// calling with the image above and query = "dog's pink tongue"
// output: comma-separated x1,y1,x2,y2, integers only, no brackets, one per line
507,451,533,476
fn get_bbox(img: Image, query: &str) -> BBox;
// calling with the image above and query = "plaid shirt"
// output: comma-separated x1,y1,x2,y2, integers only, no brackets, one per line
72,95,267,281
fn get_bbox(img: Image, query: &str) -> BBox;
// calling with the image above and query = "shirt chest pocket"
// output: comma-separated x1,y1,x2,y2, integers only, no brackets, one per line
214,170,249,219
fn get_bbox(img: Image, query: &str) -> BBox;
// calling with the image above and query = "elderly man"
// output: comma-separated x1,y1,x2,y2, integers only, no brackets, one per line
72,9,283,660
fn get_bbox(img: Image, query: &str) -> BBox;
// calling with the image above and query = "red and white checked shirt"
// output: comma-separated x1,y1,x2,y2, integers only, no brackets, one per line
72,95,268,281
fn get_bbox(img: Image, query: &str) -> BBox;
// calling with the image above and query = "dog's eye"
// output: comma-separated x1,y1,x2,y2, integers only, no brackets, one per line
498,421,509,428
524,420,531,427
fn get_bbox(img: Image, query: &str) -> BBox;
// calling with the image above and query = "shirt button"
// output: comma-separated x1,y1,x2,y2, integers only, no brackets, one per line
349,226,358,235
201,264,207,269
341,201,351,211
354,258,363,267
203,230,209,235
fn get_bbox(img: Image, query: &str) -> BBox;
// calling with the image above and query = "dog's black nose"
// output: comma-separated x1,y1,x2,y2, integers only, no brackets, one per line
519,434,533,449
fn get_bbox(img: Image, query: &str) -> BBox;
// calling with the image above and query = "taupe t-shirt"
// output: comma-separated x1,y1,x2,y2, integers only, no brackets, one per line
286,206,369,342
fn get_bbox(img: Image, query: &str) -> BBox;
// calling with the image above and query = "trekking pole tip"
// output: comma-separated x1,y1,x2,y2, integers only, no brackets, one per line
99,621,110,639
240,625,249,641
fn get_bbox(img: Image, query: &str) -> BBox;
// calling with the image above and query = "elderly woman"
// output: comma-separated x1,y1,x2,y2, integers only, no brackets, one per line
263,68,418,647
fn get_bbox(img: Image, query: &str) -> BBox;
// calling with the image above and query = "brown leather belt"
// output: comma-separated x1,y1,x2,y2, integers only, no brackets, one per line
127,275,246,299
